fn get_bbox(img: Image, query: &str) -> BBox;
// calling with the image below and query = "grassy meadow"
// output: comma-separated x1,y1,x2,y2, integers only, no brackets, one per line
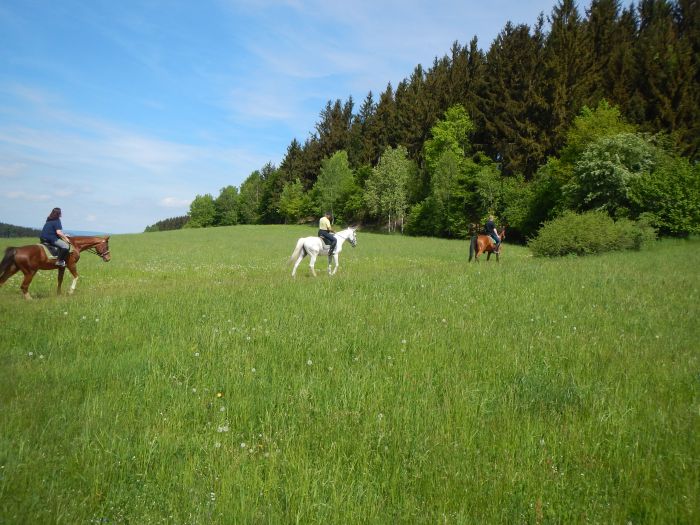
0,225,698,524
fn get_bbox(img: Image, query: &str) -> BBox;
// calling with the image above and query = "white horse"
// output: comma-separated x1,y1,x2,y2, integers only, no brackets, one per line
289,227,357,277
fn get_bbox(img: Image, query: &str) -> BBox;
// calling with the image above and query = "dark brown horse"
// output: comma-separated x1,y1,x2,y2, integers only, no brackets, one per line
0,236,111,299
468,225,506,262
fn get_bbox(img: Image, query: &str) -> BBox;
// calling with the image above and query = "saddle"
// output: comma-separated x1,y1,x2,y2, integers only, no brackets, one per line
38,242,73,259
319,236,332,247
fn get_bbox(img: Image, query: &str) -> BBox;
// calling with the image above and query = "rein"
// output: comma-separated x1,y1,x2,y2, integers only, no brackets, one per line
69,239,110,260
84,246,110,259
333,229,356,246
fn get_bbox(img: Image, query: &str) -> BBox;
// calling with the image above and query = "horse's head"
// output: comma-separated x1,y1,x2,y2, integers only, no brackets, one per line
96,236,111,262
499,227,506,241
348,227,358,248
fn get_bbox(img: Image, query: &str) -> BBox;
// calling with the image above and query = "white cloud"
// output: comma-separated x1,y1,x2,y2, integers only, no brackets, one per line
5,190,51,202
160,197,191,208
0,161,28,178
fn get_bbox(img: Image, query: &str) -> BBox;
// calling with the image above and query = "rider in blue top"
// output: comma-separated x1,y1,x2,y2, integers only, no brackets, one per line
40,207,70,266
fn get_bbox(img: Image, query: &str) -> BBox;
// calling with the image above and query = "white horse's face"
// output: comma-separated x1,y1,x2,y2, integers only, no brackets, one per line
348,228,357,247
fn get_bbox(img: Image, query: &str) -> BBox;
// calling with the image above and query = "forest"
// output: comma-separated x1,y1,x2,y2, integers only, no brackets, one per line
0,223,41,238
147,0,699,241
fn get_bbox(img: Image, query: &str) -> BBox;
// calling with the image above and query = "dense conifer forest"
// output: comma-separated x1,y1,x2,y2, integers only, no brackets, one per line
157,0,699,241
0,223,41,238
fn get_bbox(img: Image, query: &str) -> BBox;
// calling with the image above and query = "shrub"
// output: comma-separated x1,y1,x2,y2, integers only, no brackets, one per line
528,210,656,257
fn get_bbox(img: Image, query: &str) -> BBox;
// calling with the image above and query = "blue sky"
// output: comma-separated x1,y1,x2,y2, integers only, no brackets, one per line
1,0,576,233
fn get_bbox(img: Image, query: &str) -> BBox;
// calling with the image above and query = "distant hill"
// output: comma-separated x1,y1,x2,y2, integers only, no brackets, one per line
0,222,41,238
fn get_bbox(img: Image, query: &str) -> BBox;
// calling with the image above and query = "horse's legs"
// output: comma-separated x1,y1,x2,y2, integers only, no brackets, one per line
331,254,339,275
291,254,305,277
309,253,318,277
20,269,37,300
327,254,332,275
0,263,19,286
57,266,65,295
67,262,79,294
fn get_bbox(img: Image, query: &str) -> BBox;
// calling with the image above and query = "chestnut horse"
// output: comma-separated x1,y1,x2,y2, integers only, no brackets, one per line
468,225,505,262
0,236,111,299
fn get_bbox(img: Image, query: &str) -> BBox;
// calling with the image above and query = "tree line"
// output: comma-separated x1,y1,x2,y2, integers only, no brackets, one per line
149,0,699,239
0,223,42,238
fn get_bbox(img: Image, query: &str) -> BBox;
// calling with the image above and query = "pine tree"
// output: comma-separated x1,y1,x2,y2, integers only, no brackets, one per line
483,19,549,177
544,0,597,153
316,98,354,159
636,0,698,158
365,84,397,165
348,92,377,168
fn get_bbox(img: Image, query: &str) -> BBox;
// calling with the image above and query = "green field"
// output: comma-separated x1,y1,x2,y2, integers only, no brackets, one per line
1,226,698,524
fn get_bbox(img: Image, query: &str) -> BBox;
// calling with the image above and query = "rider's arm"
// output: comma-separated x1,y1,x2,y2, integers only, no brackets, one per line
56,229,70,243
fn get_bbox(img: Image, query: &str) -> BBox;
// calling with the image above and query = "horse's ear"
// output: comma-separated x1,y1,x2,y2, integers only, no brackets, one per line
105,235,110,240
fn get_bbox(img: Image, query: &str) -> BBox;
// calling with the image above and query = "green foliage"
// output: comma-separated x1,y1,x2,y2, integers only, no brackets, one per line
214,186,240,226
185,194,216,228
278,179,310,224
565,132,656,216
560,99,636,164
483,20,549,176
313,150,355,216
365,146,413,231
404,197,439,237
628,154,700,235
238,171,263,224
423,104,474,175
519,158,570,238
0,222,41,238
528,210,656,257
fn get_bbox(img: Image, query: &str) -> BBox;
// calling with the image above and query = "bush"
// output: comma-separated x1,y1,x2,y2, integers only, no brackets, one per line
528,211,656,257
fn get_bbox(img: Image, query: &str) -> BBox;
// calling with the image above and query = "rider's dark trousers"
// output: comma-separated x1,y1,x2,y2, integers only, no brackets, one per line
318,230,337,254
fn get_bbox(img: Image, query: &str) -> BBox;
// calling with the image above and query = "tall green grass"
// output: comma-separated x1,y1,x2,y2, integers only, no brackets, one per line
1,226,698,523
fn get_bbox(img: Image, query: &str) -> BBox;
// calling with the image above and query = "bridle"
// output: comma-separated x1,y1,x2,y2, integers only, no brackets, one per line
72,239,111,260
335,230,357,247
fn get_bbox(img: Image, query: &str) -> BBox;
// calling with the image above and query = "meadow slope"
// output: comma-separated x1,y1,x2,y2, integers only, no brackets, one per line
1,226,698,524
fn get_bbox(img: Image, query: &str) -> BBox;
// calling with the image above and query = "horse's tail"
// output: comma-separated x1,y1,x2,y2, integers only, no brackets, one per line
468,235,476,262
289,238,306,263
0,247,17,274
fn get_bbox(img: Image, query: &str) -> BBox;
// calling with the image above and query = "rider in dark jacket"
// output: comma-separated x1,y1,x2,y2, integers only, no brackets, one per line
485,215,501,253
40,207,70,266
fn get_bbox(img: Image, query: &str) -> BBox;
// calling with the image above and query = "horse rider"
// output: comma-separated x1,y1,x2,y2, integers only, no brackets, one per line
40,207,71,267
485,214,501,254
318,211,337,256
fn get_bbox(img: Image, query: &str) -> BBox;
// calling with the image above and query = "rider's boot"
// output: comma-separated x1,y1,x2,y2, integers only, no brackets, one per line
56,248,68,267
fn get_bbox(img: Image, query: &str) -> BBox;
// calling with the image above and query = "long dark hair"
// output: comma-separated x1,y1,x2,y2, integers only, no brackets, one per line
47,207,61,221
